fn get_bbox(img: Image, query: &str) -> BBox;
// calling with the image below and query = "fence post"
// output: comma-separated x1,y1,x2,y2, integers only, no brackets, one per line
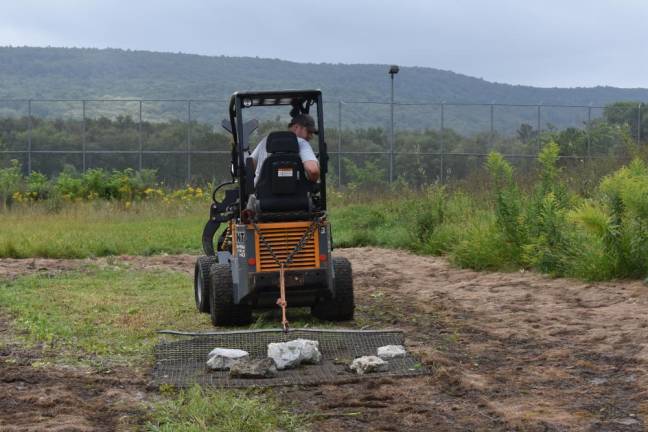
440,102,445,184
389,84,395,183
138,100,143,171
536,103,542,154
338,100,342,187
82,100,87,171
587,104,592,159
489,102,495,149
187,100,192,183
27,99,32,174
638,103,642,145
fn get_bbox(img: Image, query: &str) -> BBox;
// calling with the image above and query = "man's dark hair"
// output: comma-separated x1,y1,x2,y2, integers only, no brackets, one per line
289,114,318,134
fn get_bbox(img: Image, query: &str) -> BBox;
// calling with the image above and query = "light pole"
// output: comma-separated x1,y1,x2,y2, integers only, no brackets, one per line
388,65,399,183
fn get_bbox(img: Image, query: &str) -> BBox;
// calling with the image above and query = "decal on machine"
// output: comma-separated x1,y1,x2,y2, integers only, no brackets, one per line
236,230,246,257
277,167,293,177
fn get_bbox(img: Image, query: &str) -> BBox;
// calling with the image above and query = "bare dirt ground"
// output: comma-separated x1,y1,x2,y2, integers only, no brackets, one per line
1,248,647,431
0,317,148,432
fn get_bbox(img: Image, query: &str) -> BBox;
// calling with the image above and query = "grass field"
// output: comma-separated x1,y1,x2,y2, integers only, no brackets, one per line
0,201,206,258
0,264,311,430
0,266,207,361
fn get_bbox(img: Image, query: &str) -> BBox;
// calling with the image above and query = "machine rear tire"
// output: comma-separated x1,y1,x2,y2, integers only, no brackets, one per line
194,256,217,313
312,257,354,321
209,263,253,326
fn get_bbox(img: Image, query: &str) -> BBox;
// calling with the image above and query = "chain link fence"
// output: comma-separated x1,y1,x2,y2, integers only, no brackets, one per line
0,98,643,185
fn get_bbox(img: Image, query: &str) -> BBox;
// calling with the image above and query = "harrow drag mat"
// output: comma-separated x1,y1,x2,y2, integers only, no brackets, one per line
153,328,427,388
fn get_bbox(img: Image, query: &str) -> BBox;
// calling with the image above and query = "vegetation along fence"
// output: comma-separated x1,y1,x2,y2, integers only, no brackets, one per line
0,99,644,186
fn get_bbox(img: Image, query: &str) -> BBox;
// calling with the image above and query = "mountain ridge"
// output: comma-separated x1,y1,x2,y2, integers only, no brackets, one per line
1,46,647,132
2,46,647,103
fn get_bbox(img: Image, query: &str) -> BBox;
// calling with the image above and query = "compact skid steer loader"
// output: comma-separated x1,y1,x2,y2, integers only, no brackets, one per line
193,90,354,329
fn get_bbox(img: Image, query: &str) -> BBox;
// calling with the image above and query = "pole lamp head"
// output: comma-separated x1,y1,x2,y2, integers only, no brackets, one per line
388,65,400,76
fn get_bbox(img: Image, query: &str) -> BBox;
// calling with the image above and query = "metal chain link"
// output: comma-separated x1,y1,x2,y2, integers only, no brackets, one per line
285,220,320,267
219,225,232,252
251,219,281,265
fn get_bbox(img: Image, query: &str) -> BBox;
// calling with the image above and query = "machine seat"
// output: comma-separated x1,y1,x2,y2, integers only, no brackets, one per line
250,131,313,215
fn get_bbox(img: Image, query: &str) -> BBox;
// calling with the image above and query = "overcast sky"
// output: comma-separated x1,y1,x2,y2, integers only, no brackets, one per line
1,0,646,88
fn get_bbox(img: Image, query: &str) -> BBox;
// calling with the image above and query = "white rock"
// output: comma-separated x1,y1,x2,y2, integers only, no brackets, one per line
377,345,407,359
268,342,301,370
349,356,389,375
267,339,322,370
206,348,249,371
296,339,322,364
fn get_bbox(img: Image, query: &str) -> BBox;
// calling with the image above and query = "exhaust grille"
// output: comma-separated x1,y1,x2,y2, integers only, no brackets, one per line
254,222,319,272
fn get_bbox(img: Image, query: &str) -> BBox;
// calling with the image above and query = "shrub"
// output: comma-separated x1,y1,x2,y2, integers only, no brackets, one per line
485,152,526,263
450,217,516,271
80,168,113,199
599,159,648,277
26,171,51,200
409,185,446,248
54,165,83,200
0,160,23,209
568,158,648,278
522,142,574,275
522,192,572,275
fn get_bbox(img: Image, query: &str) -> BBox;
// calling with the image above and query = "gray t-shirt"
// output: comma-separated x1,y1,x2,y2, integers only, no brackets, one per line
249,136,317,185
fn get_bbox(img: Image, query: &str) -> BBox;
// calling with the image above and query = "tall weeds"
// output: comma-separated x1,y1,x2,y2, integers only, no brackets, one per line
570,158,648,278
522,142,573,275
485,151,526,262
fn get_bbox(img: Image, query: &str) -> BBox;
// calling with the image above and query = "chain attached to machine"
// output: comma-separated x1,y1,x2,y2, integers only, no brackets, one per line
219,224,232,252
251,218,321,332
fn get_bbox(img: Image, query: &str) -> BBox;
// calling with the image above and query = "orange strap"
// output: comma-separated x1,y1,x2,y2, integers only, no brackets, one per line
276,264,289,332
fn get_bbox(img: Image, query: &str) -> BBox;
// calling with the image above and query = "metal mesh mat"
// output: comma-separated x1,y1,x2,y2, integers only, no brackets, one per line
153,328,427,388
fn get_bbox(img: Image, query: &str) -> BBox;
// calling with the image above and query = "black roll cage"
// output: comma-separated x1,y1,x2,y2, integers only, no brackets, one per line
227,90,328,218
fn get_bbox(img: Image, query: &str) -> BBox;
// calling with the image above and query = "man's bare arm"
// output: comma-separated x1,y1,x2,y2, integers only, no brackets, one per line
303,160,320,182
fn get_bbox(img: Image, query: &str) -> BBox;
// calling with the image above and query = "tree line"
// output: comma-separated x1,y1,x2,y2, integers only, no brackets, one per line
0,102,644,187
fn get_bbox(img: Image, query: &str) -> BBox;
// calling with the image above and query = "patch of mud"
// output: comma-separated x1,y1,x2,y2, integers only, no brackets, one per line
0,361,147,431
0,317,148,432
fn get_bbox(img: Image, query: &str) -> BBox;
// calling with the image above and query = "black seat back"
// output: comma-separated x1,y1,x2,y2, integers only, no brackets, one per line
254,131,311,212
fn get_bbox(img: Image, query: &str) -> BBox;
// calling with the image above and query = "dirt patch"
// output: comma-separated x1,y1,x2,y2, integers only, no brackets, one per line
0,317,149,432
117,254,196,275
328,247,648,431
0,254,196,280
1,249,647,431
0,258,91,280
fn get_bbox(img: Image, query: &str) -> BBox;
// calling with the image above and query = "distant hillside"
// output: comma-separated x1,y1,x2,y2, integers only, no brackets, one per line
1,46,647,132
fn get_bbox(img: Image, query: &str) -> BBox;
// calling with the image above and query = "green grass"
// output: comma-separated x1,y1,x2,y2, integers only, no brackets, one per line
0,266,312,430
0,265,345,362
146,385,308,432
0,201,206,258
0,266,212,361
